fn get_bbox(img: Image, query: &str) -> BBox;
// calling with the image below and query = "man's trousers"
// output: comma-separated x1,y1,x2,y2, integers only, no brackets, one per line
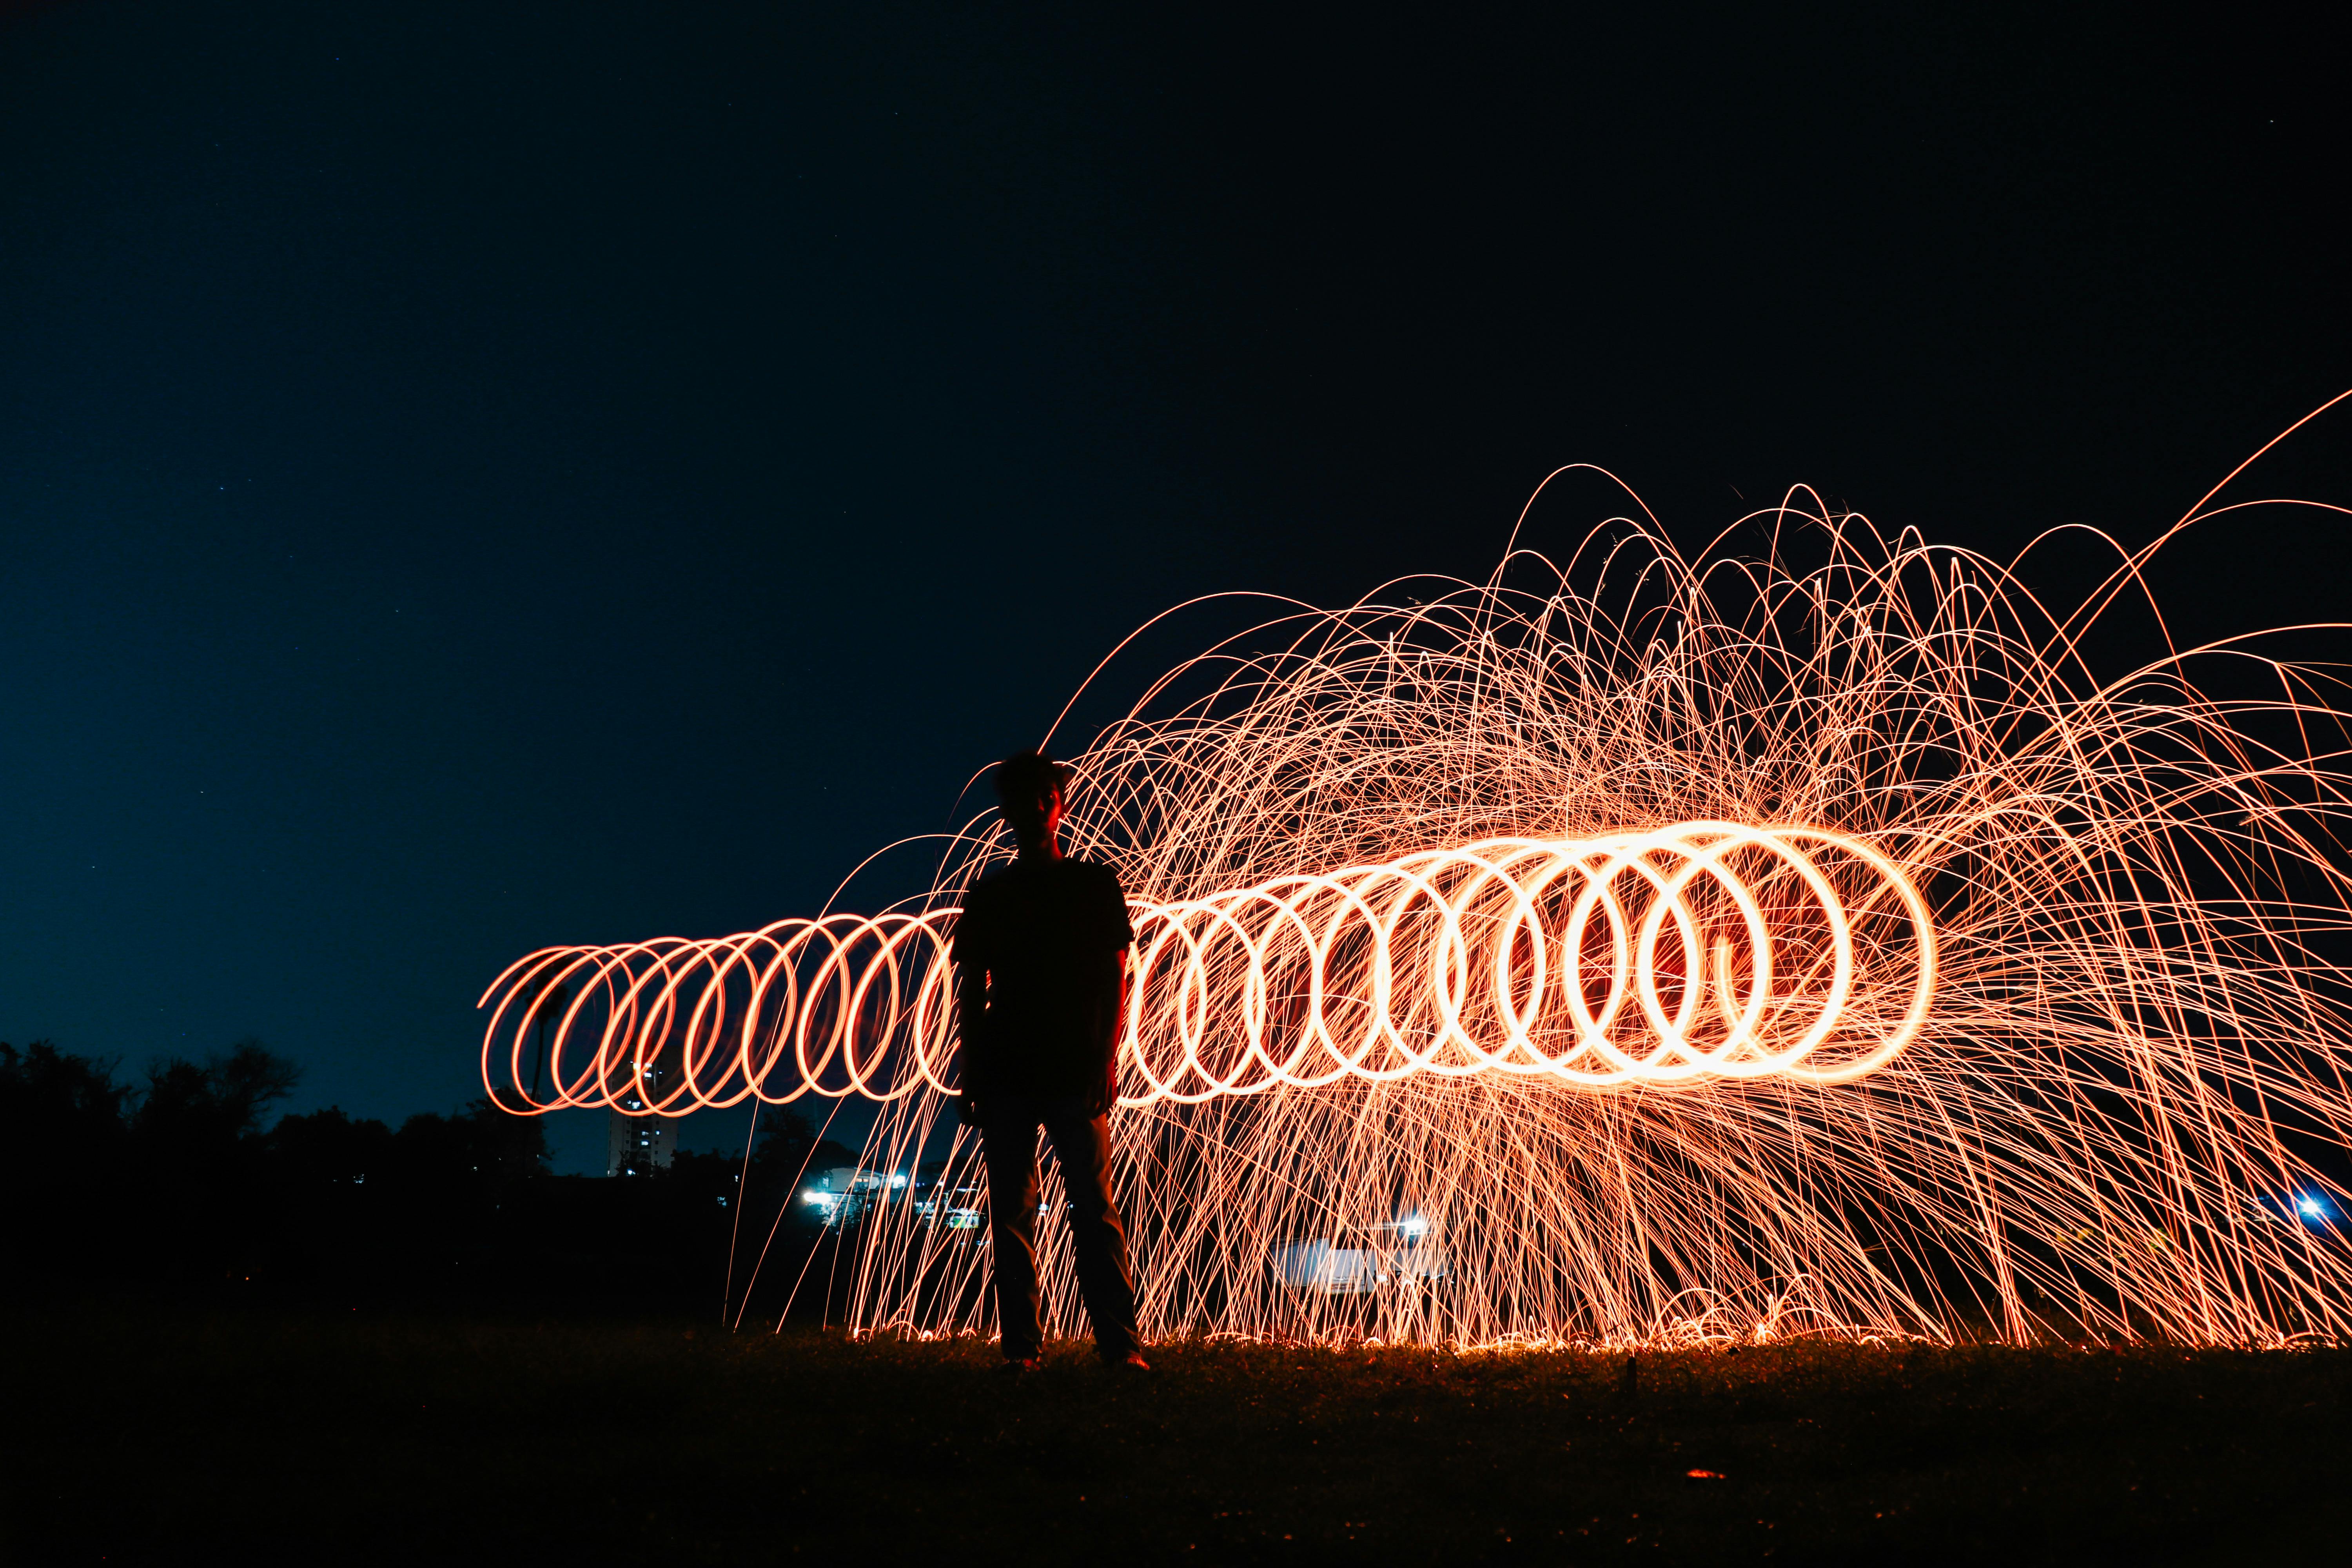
979,1093,1140,1360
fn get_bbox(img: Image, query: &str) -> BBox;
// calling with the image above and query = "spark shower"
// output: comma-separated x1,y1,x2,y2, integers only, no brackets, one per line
482,452,2352,1349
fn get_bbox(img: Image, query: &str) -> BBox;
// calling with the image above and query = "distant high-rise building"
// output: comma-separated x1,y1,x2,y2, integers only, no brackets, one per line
605,1068,674,1176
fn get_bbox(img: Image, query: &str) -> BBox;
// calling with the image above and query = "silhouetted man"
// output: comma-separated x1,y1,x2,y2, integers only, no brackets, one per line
954,750,1148,1373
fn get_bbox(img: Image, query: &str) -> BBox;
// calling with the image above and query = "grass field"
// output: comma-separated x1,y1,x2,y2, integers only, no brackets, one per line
4,1304,2347,1564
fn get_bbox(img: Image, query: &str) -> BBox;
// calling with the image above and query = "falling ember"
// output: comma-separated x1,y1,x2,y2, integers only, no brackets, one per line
481,457,2352,1350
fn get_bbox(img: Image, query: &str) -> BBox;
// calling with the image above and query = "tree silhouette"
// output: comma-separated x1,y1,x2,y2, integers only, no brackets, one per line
4,1038,846,1313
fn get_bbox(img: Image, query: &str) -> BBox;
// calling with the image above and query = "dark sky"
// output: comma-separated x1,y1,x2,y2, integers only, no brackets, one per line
5,2,2349,1171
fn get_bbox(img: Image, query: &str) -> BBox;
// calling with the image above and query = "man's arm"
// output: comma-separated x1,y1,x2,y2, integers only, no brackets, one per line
953,892,990,1122
1103,869,1136,1111
955,956,988,1122
1100,944,1129,1114
1116,946,1130,1033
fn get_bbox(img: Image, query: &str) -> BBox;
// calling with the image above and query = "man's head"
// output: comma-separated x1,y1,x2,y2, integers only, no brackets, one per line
995,749,1075,851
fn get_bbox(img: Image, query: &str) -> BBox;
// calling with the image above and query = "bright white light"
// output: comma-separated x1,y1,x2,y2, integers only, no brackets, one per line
802,1191,824,1205
892,1172,907,1188
2300,1197,2324,1217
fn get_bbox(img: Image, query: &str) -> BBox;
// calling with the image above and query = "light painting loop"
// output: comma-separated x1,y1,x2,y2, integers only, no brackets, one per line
478,822,1933,1112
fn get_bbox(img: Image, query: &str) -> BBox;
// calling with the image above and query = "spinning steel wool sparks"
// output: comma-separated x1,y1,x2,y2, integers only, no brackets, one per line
481,447,2352,1350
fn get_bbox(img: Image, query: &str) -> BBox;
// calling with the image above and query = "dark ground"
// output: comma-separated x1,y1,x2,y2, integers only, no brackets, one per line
4,1304,2346,1565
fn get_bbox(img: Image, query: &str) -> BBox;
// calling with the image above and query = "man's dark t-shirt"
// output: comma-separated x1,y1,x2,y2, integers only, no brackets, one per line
954,856,1134,1111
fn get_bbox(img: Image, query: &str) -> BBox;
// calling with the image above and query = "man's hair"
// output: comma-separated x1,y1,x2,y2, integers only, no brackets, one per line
995,749,1076,812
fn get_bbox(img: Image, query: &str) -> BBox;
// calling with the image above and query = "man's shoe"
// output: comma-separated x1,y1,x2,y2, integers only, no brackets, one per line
1104,1350,1152,1374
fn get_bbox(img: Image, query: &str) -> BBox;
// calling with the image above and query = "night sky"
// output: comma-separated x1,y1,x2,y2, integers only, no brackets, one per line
5,3,2349,1171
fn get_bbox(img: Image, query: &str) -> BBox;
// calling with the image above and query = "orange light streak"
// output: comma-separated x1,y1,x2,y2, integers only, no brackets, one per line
1123,824,1933,1098
478,822,1935,1112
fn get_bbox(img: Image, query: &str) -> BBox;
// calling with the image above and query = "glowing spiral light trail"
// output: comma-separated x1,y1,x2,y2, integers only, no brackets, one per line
481,824,1933,1111
480,448,2352,1350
